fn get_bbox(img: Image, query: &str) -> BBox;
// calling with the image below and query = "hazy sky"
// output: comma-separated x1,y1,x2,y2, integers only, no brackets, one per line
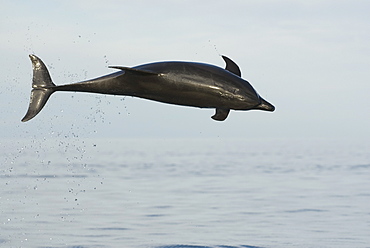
1,0,369,140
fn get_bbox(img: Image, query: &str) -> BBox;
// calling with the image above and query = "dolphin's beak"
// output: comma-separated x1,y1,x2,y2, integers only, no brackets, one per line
254,97,275,112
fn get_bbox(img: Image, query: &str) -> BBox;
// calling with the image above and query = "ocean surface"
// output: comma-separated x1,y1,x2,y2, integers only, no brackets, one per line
1,138,369,248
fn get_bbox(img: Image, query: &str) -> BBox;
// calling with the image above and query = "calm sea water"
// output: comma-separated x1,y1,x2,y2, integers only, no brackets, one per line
1,138,369,248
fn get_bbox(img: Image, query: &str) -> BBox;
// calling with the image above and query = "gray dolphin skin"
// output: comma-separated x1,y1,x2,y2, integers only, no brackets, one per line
22,54,275,122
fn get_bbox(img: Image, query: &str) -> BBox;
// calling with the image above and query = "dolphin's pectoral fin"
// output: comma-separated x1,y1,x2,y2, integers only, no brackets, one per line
109,66,159,76
222,55,241,77
211,108,230,121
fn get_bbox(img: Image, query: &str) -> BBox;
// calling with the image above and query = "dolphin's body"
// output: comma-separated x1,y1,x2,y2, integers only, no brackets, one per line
22,55,274,122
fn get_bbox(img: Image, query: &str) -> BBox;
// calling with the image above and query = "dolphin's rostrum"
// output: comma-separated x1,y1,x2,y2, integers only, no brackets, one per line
22,55,275,122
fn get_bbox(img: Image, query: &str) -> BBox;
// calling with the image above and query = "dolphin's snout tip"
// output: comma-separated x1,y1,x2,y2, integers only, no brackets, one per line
261,103,275,112
255,98,275,112
266,104,275,112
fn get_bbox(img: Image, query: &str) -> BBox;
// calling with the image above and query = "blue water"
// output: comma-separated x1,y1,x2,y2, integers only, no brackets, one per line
1,138,369,248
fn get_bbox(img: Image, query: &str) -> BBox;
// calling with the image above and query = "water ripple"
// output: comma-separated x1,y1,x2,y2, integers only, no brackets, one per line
1,173,87,178
154,245,265,248
284,208,328,213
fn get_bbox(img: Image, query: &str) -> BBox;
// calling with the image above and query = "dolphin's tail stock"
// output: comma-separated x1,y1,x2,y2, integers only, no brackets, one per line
21,55,56,122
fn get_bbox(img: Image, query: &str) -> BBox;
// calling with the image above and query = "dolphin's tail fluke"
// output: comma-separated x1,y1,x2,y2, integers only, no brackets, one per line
21,55,56,122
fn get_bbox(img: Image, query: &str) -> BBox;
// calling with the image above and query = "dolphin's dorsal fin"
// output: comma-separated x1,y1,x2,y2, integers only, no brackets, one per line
222,55,241,77
109,66,159,76
211,108,230,121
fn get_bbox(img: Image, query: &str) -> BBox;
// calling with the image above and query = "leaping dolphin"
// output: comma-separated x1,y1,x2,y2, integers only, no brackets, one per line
21,55,275,122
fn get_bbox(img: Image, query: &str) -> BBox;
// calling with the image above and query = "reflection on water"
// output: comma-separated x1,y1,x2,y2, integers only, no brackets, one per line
1,138,370,248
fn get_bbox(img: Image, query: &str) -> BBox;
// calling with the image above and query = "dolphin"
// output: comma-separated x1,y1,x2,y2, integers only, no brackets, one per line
22,54,274,122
